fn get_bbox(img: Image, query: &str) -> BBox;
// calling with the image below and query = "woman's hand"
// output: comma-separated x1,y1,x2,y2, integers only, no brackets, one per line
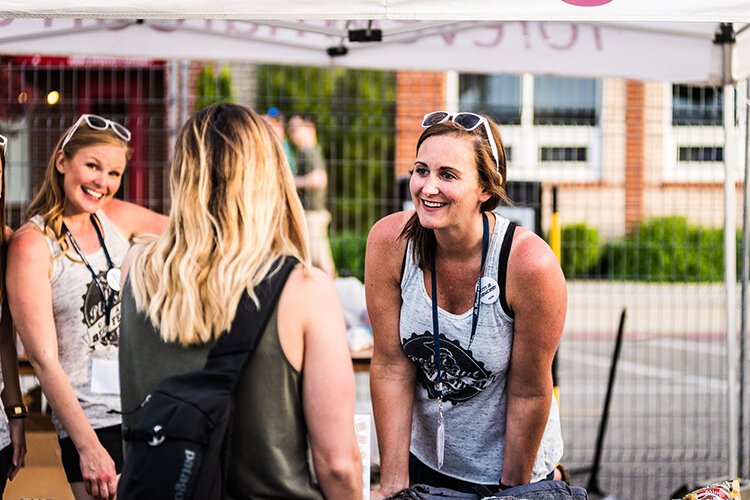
79,441,117,499
6,418,25,480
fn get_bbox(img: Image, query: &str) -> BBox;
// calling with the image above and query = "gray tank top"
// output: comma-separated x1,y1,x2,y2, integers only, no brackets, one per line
119,279,324,500
31,211,129,437
399,214,563,484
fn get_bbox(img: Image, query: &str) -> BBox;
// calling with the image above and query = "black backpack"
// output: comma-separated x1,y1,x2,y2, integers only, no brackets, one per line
117,257,297,500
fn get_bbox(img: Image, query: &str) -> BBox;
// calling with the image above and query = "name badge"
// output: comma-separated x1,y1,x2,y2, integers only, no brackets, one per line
91,358,120,395
106,268,122,292
479,276,499,304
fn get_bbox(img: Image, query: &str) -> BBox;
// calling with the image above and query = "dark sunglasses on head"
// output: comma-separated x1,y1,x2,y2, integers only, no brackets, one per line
61,114,132,152
0,134,6,154
421,111,500,171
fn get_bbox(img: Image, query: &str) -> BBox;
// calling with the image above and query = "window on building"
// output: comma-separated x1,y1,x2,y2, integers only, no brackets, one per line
458,74,522,125
672,85,723,126
534,76,599,126
456,73,602,182
540,146,588,163
677,146,723,163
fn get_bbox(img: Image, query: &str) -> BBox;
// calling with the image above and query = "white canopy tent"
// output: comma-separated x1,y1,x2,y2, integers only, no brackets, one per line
0,19,747,85
1,0,750,479
3,0,750,22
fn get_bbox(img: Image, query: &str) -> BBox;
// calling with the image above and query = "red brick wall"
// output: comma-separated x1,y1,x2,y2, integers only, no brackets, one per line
395,71,446,177
625,80,645,234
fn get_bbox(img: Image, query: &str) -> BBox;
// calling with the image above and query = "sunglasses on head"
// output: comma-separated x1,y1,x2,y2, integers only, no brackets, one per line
421,111,500,171
0,134,6,154
61,114,132,152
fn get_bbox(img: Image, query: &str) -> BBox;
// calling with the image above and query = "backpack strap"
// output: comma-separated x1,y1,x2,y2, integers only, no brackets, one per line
497,221,516,318
203,256,298,381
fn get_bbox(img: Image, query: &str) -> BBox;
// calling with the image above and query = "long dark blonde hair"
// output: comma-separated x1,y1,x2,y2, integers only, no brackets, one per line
400,116,510,269
129,103,310,346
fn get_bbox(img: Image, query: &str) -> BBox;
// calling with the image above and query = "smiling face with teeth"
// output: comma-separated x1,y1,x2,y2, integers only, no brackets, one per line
410,134,490,233
55,143,127,218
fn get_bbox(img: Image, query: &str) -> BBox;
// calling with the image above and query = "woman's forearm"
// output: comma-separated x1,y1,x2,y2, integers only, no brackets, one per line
314,441,363,499
0,311,23,408
501,389,552,485
28,358,99,449
370,357,415,496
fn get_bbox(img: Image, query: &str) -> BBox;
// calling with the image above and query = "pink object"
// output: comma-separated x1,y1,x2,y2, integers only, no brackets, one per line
562,0,613,5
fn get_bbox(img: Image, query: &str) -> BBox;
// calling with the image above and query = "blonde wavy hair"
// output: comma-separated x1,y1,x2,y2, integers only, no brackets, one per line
25,120,130,244
128,103,310,346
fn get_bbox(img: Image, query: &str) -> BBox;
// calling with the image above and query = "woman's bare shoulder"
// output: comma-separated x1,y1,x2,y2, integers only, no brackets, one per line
368,211,413,245
367,211,413,282
509,226,560,276
9,222,48,252
283,264,333,299
6,222,52,278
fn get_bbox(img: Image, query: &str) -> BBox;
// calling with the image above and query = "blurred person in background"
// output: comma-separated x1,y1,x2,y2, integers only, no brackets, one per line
289,113,336,278
263,107,296,172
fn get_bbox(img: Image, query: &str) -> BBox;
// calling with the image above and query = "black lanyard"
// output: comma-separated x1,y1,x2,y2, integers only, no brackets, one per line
63,214,117,330
430,212,489,397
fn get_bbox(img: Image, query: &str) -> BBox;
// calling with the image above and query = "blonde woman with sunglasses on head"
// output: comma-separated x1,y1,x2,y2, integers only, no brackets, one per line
0,135,27,495
6,116,167,500
366,112,565,498
118,103,361,499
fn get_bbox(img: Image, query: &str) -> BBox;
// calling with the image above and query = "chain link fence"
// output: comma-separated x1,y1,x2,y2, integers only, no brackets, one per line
1,57,748,498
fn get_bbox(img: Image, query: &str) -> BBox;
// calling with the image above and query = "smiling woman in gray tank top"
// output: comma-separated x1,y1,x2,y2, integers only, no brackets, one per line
6,115,167,500
366,111,565,498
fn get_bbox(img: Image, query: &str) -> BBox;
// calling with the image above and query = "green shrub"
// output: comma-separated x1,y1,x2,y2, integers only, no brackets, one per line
601,216,733,282
561,223,602,278
330,231,367,281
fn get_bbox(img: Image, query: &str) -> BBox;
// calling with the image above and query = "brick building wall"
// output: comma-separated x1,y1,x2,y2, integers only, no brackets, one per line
625,80,645,233
395,71,446,177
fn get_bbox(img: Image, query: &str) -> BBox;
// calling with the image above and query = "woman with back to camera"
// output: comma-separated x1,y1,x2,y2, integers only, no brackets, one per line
366,111,566,498
0,134,27,495
6,115,167,499
118,103,362,499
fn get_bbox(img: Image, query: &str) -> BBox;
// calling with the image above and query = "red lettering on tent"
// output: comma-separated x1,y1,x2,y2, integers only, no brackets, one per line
475,25,504,48
441,32,456,45
539,22,578,50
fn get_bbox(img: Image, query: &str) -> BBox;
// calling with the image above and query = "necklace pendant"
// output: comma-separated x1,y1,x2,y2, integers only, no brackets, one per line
436,396,445,469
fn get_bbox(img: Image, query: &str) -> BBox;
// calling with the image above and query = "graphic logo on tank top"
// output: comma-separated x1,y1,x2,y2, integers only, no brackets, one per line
403,331,496,404
80,271,120,349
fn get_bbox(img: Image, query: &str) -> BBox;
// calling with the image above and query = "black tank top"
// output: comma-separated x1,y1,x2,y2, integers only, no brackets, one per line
119,282,324,500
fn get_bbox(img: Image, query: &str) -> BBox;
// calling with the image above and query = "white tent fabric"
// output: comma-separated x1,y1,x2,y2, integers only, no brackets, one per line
0,18,750,84
0,19,748,84
3,0,750,22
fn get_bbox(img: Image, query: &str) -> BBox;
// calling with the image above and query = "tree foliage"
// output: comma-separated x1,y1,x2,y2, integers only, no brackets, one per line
254,65,397,234
195,64,234,111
